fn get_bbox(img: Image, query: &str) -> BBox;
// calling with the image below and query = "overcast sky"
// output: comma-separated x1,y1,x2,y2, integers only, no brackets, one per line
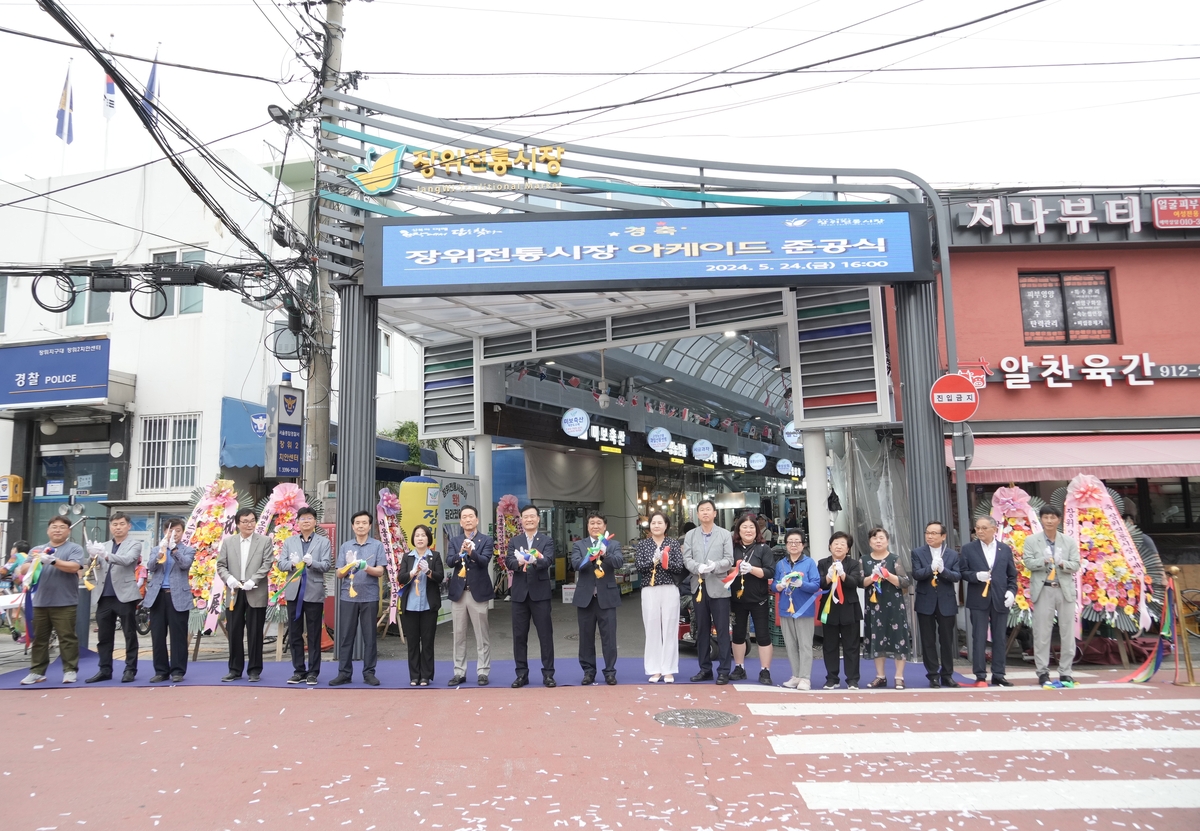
2,0,1198,191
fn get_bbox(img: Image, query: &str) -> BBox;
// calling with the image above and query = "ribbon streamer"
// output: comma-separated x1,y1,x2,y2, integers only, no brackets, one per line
982,577,991,598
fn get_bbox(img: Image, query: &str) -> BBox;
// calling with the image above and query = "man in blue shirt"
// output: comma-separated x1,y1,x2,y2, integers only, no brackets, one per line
330,511,387,686
20,516,86,685
142,518,196,683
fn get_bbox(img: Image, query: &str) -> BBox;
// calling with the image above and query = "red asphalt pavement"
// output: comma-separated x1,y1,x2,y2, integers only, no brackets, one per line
3,670,1199,831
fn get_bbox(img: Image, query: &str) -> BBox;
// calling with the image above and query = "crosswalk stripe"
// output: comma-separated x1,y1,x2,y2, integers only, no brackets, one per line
769,728,1200,756
795,779,1200,812
732,682,1138,694
749,698,1200,717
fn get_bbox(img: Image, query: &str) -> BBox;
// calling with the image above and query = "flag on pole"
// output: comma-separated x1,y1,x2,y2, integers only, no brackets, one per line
55,68,74,144
103,74,116,120
141,52,159,125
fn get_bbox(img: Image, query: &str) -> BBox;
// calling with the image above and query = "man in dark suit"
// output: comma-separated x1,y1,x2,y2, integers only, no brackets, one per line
142,518,195,683
911,521,961,688
505,505,556,688
446,505,496,687
570,512,624,685
961,515,1018,687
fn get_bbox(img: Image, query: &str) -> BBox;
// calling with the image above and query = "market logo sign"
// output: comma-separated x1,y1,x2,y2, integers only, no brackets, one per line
561,407,590,439
692,439,714,462
347,146,408,196
776,459,793,476
647,427,672,453
346,143,567,196
748,453,766,471
782,421,803,449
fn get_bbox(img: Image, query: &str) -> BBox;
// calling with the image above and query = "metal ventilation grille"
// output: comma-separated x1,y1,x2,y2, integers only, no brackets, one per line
535,318,608,352
610,305,692,341
423,341,476,438
695,294,784,328
483,331,534,360
795,287,882,419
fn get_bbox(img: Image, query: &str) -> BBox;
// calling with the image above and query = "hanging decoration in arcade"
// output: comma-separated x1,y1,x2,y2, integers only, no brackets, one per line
976,487,1044,628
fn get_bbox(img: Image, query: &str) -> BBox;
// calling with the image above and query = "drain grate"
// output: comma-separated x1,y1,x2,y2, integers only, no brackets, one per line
654,709,741,729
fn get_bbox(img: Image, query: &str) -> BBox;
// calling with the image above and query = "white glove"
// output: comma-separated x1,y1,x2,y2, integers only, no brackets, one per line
931,557,943,574
976,571,991,582
834,561,845,577
1054,556,1065,569
462,539,475,553
242,580,256,592
302,553,312,566
1004,590,1015,609
289,553,301,566
826,565,839,582
418,558,430,573
86,542,105,559
739,560,753,575
42,552,57,565
226,577,242,590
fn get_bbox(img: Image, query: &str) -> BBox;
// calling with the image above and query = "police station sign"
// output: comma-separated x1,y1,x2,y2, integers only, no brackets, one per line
0,337,110,410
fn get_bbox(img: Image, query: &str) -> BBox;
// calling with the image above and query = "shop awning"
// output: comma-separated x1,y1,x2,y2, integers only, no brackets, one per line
219,397,267,468
945,433,1200,483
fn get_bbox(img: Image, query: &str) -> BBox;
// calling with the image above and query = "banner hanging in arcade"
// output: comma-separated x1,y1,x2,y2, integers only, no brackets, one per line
365,205,932,297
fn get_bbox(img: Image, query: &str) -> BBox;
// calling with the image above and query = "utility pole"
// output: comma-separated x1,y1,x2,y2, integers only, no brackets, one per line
303,0,344,504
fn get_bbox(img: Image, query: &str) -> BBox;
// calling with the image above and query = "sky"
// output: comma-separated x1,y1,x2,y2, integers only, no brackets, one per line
1,0,1198,197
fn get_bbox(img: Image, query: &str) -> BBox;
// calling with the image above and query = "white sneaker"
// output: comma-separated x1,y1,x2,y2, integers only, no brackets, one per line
782,677,800,689
798,678,811,691
62,670,77,684
20,673,47,685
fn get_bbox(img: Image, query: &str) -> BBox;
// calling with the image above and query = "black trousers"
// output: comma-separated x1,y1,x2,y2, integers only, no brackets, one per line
918,612,957,680
577,596,618,675
148,593,189,677
227,599,265,677
288,601,325,675
95,594,138,674
822,620,861,685
695,594,731,676
512,597,554,677
970,605,1009,680
337,599,378,678
401,607,438,682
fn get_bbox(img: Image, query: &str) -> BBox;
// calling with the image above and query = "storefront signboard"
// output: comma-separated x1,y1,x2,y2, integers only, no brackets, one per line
587,425,626,446
368,204,930,297
1152,196,1200,229
748,453,766,471
782,421,803,449
988,351,1191,389
0,338,110,410
776,459,793,476
723,453,747,469
647,427,672,453
692,439,714,462
561,407,590,438
265,383,305,478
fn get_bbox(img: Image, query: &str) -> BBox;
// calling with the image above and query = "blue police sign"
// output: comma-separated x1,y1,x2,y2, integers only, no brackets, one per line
366,204,933,297
0,338,110,409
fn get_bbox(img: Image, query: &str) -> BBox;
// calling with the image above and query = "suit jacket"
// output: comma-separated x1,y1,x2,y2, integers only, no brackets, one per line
1021,531,1081,604
143,541,196,613
682,525,735,599
217,533,274,608
445,532,496,603
961,539,1018,613
90,538,144,609
279,533,333,604
570,536,624,610
911,545,961,617
398,550,446,613
505,532,555,603
815,554,863,625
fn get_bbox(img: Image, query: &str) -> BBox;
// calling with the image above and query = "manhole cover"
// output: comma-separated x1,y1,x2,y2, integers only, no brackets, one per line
654,709,741,728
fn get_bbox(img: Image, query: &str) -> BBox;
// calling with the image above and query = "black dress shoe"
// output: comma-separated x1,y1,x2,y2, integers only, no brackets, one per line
121,670,137,683
363,674,380,687
690,671,714,683
941,677,960,688
511,675,529,689
287,672,306,685
990,676,1013,687
477,676,489,687
715,674,730,686
543,676,556,688
448,675,467,686
581,673,596,686
85,671,112,684
171,672,185,683
149,674,169,684
305,674,318,686
221,672,241,682
928,677,941,688
604,673,617,686
248,673,261,683
328,675,351,686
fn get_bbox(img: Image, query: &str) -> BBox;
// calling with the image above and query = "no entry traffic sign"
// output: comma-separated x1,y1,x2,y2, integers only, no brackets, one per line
930,373,979,422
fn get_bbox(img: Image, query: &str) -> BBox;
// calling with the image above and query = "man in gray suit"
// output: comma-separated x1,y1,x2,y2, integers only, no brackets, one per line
280,507,332,685
1021,505,1081,688
683,499,736,685
87,512,144,684
143,518,195,683
217,508,273,682
570,512,624,685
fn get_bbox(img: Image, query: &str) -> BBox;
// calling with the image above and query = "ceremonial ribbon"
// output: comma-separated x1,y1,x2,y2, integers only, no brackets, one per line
457,539,469,578
982,577,991,598
22,549,49,645
819,573,841,625
267,563,306,613
931,557,938,588
588,533,614,578
722,561,743,599
81,530,97,591
339,559,362,597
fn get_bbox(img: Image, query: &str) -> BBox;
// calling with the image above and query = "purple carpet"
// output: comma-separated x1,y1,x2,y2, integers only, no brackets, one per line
0,651,973,690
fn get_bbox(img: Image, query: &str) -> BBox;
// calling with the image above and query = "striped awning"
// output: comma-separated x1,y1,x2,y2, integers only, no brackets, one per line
946,433,1200,483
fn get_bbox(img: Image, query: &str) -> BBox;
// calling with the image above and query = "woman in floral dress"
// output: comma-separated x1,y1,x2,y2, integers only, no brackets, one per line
861,527,913,689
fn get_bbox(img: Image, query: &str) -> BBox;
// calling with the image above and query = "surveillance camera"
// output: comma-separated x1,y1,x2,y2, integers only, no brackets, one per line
493,404,502,413
598,393,611,410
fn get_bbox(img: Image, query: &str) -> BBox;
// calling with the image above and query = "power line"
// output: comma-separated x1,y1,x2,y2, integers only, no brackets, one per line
0,24,296,83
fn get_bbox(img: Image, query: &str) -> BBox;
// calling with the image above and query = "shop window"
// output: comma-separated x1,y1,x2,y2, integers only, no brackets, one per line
1018,271,1115,346
379,330,391,376
150,249,206,317
139,413,200,492
64,258,113,326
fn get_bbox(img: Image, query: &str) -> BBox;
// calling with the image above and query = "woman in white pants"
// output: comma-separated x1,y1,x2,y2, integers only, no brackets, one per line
634,511,686,683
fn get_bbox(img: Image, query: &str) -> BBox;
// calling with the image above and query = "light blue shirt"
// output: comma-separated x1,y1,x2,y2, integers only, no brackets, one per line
405,566,430,612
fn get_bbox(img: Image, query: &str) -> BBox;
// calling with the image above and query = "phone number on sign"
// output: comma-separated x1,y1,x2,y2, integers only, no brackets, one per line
705,260,889,272
1157,364,1200,378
